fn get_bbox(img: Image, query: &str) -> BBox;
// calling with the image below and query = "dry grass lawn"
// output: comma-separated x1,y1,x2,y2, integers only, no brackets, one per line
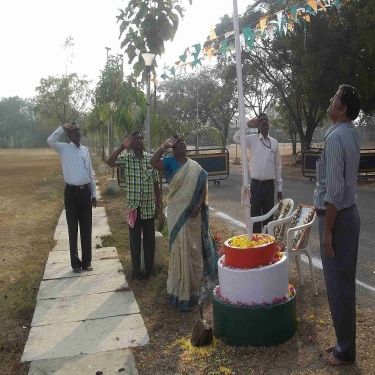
97,171,375,375
0,149,64,375
0,148,374,375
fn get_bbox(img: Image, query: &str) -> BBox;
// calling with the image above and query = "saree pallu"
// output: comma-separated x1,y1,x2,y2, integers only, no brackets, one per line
167,159,217,311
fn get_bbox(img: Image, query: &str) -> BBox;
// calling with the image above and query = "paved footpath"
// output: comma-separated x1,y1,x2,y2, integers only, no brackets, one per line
21,184,146,374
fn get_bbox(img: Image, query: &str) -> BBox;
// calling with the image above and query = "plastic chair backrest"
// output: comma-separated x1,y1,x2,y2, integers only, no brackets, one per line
289,205,316,250
271,198,294,240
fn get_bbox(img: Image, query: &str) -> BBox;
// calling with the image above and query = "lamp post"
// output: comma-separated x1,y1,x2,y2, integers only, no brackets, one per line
141,52,156,153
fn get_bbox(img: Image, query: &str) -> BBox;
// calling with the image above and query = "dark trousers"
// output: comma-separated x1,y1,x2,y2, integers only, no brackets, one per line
129,208,155,277
250,179,275,233
64,184,92,269
318,205,360,362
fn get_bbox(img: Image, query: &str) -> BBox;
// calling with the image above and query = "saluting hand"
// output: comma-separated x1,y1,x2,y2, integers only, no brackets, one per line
62,123,71,131
163,137,178,149
122,135,133,149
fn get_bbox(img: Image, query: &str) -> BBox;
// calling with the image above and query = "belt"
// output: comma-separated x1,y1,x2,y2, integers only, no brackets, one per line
315,208,326,216
66,183,89,190
251,179,274,185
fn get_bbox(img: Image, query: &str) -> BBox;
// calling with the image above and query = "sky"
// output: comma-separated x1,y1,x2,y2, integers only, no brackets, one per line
0,0,250,99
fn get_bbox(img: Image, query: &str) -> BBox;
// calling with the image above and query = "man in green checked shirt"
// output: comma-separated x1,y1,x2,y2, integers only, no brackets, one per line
107,131,161,280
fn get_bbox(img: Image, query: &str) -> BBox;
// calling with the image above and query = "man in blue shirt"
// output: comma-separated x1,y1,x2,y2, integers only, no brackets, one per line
48,123,97,273
313,85,361,366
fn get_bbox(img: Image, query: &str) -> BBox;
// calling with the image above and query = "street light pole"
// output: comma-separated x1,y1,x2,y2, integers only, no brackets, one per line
141,52,156,153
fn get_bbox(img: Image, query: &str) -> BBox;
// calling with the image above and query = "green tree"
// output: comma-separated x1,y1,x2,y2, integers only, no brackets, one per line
117,0,192,77
0,97,40,148
34,73,92,135
87,55,146,158
158,66,237,146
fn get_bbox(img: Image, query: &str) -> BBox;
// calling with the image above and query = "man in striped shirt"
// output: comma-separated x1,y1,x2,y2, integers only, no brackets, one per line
313,85,361,366
48,123,97,273
107,131,161,280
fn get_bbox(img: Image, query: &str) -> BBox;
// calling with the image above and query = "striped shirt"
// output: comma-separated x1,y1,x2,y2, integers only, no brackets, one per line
313,122,360,211
47,126,96,198
117,151,159,219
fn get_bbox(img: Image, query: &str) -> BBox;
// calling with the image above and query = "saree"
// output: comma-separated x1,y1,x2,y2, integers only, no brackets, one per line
167,159,217,311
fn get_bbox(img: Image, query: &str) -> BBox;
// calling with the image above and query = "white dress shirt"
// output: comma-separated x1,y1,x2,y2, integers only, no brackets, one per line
233,129,282,192
47,126,96,198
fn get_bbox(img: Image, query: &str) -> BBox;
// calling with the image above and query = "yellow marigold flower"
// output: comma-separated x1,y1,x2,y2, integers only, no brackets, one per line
229,234,273,248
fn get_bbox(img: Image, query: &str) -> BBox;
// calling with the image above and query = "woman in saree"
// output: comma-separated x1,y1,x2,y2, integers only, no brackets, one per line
151,135,217,312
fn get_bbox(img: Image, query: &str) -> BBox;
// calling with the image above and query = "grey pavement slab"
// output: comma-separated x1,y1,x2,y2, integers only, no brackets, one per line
54,216,111,239
31,291,139,326
47,247,118,264
57,207,107,225
28,349,138,375
52,237,102,251
43,259,123,280
37,273,128,300
21,314,149,362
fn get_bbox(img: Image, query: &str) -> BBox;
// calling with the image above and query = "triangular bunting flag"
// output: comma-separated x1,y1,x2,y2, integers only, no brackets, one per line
192,58,202,68
290,5,298,20
161,73,167,80
225,31,235,39
192,52,200,61
169,67,175,76
219,40,229,55
179,53,187,62
209,26,217,40
307,0,318,13
243,27,255,50
259,16,268,33
192,43,201,55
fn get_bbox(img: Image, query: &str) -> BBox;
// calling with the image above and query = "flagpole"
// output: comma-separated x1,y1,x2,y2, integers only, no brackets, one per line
232,0,252,237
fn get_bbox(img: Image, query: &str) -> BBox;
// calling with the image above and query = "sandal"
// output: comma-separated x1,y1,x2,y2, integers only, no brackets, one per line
325,352,355,367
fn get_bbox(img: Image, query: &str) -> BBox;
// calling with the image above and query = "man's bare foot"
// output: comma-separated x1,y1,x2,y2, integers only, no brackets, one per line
325,352,354,366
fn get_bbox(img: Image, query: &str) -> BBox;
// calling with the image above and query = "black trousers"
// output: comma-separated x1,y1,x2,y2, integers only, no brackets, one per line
129,208,155,277
319,205,360,362
64,184,92,269
250,179,275,233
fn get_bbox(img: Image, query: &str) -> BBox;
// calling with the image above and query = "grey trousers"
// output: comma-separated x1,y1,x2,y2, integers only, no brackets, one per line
318,205,360,362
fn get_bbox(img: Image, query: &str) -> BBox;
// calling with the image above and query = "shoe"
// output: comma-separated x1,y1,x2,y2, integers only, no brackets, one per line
73,268,81,273
82,266,93,271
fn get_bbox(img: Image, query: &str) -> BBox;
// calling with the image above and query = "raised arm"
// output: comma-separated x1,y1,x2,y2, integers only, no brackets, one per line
150,137,177,171
47,123,70,153
106,135,132,167
233,118,258,145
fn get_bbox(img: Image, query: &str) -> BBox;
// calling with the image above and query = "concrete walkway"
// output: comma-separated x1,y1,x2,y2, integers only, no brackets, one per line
21,185,147,374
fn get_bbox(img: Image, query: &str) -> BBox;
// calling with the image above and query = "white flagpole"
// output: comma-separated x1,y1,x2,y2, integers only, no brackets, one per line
232,0,252,237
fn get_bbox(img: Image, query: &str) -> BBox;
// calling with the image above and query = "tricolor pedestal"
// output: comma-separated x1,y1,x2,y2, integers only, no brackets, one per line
213,291,297,347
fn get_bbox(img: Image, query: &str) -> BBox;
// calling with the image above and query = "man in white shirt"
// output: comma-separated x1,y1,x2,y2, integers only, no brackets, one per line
233,113,282,233
48,123,97,273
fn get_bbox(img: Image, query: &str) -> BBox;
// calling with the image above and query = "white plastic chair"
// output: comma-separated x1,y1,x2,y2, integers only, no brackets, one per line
286,205,318,296
251,198,294,240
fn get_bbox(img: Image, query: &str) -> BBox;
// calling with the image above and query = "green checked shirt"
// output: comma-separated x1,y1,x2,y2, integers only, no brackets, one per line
117,151,159,219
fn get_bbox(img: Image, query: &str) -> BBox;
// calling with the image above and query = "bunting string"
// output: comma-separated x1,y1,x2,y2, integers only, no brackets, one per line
159,0,345,79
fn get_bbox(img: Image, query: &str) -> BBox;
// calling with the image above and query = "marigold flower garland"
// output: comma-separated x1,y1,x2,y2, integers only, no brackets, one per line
214,283,296,308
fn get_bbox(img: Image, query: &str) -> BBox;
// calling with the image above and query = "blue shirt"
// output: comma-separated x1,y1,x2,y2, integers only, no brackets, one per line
162,156,181,183
313,122,360,211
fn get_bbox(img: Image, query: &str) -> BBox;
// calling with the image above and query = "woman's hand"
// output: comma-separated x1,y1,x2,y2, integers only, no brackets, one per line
163,137,178,149
190,204,201,218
